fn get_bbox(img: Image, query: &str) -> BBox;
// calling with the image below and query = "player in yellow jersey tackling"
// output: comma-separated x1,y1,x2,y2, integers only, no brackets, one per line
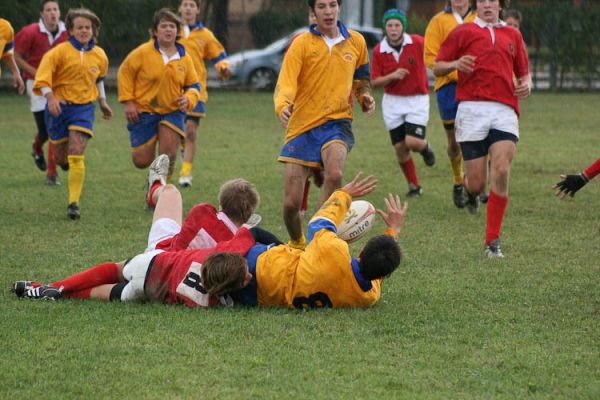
33,8,112,219
118,9,200,198
177,0,232,188
424,0,476,208
274,0,375,250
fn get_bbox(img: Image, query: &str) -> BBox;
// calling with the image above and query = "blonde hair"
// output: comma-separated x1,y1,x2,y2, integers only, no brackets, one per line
65,8,101,41
218,179,260,226
201,252,248,297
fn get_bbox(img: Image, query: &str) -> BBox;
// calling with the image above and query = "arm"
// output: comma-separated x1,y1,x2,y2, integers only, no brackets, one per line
14,51,36,78
274,38,302,126
33,50,61,115
371,68,410,89
96,79,112,120
423,17,441,70
2,53,24,94
352,34,375,116
117,51,140,123
177,58,200,113
433,55,475,77
554,157,600,198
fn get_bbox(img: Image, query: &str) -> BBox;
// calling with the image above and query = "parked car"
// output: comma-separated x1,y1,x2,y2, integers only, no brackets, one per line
223,25,383,90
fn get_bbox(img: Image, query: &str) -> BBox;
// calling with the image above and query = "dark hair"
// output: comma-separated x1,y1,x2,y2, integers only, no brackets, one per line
218,178,260,226
201,252,248,297
151,8,182,40
65,8,101,41
307,0,342,9
471,0,509,9
40,0,58,12
358,235,402,281
504,9,522,21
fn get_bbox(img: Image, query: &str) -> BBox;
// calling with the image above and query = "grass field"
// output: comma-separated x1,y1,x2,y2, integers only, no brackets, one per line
1,90,599,399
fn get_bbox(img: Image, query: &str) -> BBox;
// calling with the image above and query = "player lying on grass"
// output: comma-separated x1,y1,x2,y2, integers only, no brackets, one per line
553,157,600,199
13,155,268,307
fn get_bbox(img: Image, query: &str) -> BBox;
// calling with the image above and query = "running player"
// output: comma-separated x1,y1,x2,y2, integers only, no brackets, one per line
177,0,232,188
15,0,68,185
118,8,200,187
371,9,435,198
33,8,112,219
274,0,375,249
424,0,476,208
434,0,531,257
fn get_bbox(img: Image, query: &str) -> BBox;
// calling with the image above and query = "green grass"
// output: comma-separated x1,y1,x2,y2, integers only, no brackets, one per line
1,90,599,399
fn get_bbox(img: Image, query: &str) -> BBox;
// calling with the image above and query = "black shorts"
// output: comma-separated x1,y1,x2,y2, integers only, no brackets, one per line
389,123,427,145
460,129,518,160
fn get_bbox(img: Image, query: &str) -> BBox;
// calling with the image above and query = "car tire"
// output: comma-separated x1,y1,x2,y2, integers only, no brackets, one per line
248,68,276,91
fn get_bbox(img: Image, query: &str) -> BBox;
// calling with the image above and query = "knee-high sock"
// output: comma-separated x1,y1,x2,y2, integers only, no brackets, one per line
399,157,419,187
67,155,85,204
51,262,120,294
179,161,192,177
450,151,464,185
486,191,509,245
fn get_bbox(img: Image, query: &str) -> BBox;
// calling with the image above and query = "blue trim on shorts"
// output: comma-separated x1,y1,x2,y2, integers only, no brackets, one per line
128,111,185,149
45,102,95,141
436,83,458,122
279,119,354,166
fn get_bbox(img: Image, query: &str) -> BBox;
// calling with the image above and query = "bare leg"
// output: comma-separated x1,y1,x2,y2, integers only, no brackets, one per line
158,124,183,178
319,142,348,206
152,184,183,225
282,163,310,241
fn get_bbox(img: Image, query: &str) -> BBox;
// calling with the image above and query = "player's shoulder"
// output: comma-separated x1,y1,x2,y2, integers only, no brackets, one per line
17,22,38,35
409,34,425,45
346,28,367,46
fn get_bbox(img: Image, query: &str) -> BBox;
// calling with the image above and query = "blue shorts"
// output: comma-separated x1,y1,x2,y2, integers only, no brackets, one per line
278,119,355,168
128,111,185,150
46,102,95,144
436,83,458,128
186,101,205,123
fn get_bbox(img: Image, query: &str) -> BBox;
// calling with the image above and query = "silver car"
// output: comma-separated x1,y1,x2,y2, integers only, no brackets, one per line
224,25,383,90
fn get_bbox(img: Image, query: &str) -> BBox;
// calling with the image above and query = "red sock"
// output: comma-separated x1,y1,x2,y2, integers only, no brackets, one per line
32,135,43,155
485,191,509,245
51,262,120,294
62,288,92,299
147,181,163,208
301,179,310,212
400,157,419,187
47,142,57,175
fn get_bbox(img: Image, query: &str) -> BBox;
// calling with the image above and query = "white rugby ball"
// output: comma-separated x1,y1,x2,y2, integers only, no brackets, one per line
338,200,376,243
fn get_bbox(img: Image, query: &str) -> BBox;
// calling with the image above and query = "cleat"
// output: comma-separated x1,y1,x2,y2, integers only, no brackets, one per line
146,154,169,207
46,172,60,186
12,281,41,298
465,191,480,214
480,192,489,204
453,184,466,208
32,150,47,171
23,285,63,300
243,213,262,229
406,184,423,198
178,174,193,188
484,239,504,258
67,202,80,220
421,144,436,167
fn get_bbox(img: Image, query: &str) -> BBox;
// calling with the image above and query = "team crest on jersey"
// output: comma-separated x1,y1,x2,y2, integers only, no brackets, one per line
508,43,515,56
89,66,99,75
408,56,415,65
177,65,185,73
343,53,353,62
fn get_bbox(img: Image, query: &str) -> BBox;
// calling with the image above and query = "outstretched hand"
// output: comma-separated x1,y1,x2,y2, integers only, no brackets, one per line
342,172,378,198
553,173,588,198
376,193,408,233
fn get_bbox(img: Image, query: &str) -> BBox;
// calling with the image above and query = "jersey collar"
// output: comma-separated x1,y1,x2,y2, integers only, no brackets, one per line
309,21,350,40
351,258,373,292
380,33,412,54
38,19,66,36
474,16,507,28
153,39,187,57
69,36,95,51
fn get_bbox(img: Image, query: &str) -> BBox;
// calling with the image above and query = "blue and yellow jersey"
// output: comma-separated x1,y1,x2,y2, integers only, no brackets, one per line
255,189,382,308
274,22,370,143
0,18,16,76
33,37,108,104
424,7,476,91
180,22,229,103
118,40,200,114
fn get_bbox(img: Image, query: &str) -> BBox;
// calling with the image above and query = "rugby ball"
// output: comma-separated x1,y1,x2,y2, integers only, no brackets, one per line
338,200,376,243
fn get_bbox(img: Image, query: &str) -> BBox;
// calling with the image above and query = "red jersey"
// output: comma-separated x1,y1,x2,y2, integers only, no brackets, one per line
371,34,429,96
145,228,256,308
14,20,68,80
436,18,529,116
155,203,236,251
584,158,600,180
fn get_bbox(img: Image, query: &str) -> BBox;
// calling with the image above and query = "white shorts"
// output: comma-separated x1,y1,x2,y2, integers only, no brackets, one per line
121,249,164,301
381,93,429,131
26,80,47,113
455,101,519,143
144,218,181,253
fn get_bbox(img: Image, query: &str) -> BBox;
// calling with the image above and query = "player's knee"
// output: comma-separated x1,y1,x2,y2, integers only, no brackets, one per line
323,168,343,186
283,197,301,213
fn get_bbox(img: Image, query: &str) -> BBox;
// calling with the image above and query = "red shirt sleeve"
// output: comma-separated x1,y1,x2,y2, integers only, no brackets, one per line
14,24,33,55
584,158,600,180
370,44,383,79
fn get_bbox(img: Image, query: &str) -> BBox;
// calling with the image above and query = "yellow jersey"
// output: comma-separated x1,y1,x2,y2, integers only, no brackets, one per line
274,22,370,143
0,18,15,76
118,40,200,114
180,23,230,103
33,37,108,104
256,189,382,308
424,6,476,91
